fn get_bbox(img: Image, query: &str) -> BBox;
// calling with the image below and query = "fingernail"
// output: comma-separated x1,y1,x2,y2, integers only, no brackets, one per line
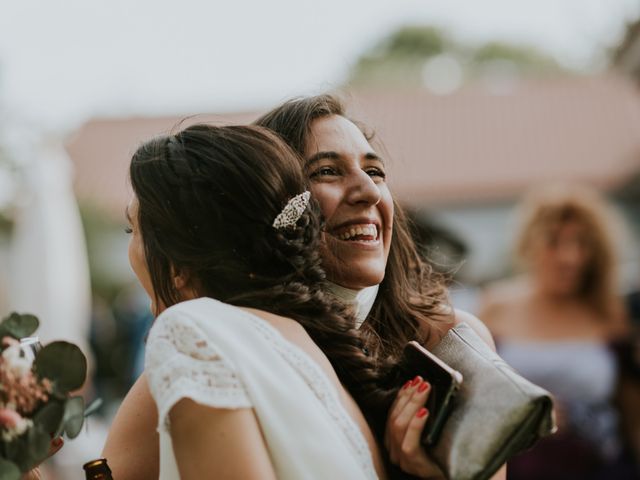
410,376,421,386
418,381,430,393
402,380,412,390
417,407,428,418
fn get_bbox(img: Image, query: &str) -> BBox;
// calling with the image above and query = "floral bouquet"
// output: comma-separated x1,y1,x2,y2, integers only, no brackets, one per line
0,312,95,479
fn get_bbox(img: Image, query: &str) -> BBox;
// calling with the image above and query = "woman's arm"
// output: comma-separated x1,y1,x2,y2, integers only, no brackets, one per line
169,399,276,480
102,373,159,480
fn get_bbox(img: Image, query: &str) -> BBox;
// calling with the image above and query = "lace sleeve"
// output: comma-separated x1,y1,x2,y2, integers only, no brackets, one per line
145,311,252,431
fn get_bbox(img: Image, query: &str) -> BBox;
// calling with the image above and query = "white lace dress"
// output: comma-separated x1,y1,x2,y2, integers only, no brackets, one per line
145,297,378,480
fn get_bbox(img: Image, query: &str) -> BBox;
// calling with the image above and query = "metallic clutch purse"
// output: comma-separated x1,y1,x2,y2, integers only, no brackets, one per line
429,323,557,480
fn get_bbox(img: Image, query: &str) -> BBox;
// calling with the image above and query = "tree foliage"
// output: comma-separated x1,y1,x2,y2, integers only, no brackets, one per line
349,25,564,88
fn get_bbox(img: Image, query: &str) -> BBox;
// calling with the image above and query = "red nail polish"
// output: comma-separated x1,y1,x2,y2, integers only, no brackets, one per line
418,381,430,393
417,407,428,418
410,376,421,386
402,380,411,390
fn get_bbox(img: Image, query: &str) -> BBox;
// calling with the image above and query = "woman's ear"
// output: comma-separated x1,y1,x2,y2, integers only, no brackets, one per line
173,270,190,291
171,266,198,301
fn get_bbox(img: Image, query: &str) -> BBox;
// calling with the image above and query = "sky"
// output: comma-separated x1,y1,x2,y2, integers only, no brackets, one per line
0,0,638,131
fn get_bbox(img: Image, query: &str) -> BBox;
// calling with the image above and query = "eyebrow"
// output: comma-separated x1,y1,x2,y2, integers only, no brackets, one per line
305,150,385,168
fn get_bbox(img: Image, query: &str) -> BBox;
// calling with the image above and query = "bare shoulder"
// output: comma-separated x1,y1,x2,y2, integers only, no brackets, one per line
453,309,497,351
476,276,531,333
478,276,529,312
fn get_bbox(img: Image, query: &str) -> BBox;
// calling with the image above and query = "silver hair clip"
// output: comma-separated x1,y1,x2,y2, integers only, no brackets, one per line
272,191,311,229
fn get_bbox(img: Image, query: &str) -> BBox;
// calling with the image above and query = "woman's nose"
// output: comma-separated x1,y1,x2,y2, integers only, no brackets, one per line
345,170,381,206
557,242,586,267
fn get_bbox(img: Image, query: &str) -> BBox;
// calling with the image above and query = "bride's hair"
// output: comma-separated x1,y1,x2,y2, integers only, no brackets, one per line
130,124,395,437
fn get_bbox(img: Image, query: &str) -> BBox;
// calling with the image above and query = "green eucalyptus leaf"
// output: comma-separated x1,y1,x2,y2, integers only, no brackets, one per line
84,397,103,418
0,312,39,339
6,421,66,471
33,401,65,435
0,458,21,480
34,341,87,392
4,436,25,467
27,425,50,466
62,395,85,439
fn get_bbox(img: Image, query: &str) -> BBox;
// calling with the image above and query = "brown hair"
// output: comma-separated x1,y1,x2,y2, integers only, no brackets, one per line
255,94,450,361
130,124,396,438
514,183,620,318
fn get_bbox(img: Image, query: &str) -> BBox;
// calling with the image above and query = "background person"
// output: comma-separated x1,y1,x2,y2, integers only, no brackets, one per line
479,183,635,480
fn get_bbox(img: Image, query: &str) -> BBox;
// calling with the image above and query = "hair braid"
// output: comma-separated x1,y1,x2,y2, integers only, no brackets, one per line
227,206,399,439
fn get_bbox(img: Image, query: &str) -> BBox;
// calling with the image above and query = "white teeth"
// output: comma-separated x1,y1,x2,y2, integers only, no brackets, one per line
336,224,378,241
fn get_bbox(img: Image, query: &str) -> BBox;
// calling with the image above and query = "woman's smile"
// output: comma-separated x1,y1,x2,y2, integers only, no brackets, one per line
305,114,394,289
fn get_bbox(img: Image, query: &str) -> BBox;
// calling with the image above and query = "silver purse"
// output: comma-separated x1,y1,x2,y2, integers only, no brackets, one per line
429,323,557,480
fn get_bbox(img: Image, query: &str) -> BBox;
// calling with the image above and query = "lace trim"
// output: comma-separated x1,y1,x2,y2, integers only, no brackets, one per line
146,316,252,432
240,311,378,480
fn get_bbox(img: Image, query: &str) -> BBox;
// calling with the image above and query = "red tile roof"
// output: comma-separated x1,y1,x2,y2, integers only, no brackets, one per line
65,74,640,217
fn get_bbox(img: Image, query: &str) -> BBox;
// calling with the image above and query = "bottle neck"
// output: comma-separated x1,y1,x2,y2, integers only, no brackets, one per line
83,458,113,480
325,283,379,329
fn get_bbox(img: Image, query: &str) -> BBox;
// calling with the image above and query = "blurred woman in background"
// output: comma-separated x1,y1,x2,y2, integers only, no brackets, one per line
479,183,636,480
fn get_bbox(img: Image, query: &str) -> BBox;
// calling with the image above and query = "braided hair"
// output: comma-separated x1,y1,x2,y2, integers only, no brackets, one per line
130,124,397,440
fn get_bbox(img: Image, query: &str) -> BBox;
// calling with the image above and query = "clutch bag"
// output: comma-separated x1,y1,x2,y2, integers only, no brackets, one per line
428,322,557,480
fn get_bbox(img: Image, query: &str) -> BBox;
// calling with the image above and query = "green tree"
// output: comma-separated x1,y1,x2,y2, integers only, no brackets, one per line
472,42,561,73
348,25,565,89
350,26,450,88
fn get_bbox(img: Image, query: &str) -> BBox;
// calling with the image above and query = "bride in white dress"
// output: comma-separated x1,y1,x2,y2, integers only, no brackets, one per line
125,124,391,479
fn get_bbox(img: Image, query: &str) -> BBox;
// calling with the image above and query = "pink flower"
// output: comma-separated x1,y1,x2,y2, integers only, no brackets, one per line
1,336,18,348
0,360,51,414
0,407,32,441
0,407,22,429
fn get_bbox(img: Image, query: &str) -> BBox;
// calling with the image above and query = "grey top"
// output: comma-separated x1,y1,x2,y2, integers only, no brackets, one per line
499,339,620,459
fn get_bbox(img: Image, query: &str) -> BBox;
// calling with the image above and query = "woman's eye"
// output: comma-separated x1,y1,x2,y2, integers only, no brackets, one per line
366,168,386,179
309,166,337,178
124,226,133,234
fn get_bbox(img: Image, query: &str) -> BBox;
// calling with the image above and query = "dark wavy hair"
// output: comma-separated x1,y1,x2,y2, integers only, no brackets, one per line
129,124,395,438
254,94,450,361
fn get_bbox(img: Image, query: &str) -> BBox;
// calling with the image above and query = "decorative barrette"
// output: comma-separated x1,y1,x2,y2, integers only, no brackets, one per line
272,191,311,230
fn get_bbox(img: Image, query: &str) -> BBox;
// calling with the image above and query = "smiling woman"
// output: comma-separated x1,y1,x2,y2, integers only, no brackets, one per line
254,95,452,357
254,94,505,478
304,114,394,290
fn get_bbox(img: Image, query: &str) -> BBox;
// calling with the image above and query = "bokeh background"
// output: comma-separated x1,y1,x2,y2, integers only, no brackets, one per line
2,0,640,477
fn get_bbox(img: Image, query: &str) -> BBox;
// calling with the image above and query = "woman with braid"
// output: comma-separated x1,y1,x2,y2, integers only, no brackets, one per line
122,124,391,479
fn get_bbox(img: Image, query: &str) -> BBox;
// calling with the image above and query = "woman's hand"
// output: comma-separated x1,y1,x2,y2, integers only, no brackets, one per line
384,376,445,479
21,437,64,480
